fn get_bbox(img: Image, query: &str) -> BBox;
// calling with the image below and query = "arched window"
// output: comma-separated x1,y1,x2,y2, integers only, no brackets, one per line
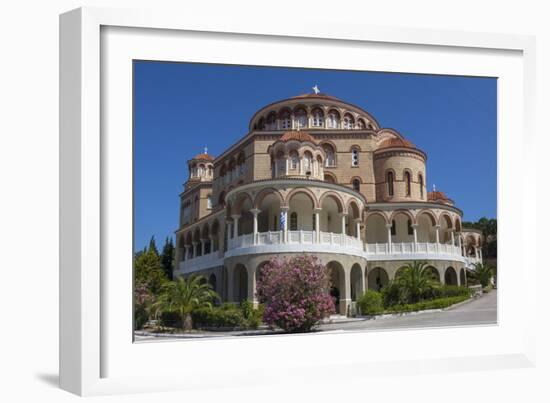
352,178,360,192
303,152,313,174
327,111,340,128
351,147,359,167
343,114,354,130
404,171,411,196
312,109,324,127
323,144,336,166
357,119,366,129
407,219,413,235
290,212,298,231
387,171,394,196
418,173,424,198
391,220,396,235
289,150,299,170
295,108,307,129
266,112,277,130
280,110,291,130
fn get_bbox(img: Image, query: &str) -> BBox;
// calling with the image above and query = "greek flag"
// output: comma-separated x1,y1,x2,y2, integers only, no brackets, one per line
280,211,286,231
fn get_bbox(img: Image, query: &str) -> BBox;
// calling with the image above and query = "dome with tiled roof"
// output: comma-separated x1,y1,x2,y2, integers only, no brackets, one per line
290,93,342,101
427,190,454,205
192,152,214,161
377,137,416,150
279,131,317,144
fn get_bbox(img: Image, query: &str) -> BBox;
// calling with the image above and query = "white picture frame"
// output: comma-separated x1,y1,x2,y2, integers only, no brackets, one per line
60,6,537,396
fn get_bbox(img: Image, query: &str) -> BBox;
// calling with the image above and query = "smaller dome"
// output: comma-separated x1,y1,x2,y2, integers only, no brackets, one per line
428,191,453,204
378,137,416,150
192,153,214,161
279,131,317,144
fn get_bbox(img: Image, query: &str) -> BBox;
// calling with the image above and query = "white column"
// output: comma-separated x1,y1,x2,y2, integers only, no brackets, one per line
314,208,321,243
435,225,441,253
184,245,190,260
386,223,393,253
231,215,240,239
355,219,361,240
250,208,261,245
412,224,418,252
192,242,197,258
281,207,288,243
340,213,347,234
285,158,289,176
451,231,455,246
227,222,233,239
209,235,215,253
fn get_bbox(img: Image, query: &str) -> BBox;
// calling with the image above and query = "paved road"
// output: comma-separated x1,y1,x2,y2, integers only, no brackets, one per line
134,291,497,342
321,290,497,332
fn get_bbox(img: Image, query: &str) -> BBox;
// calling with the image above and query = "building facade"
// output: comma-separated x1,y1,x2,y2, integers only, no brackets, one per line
174,92,483,314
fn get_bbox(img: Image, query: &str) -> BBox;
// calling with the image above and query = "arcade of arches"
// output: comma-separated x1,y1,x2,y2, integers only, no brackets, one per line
197,253,466,315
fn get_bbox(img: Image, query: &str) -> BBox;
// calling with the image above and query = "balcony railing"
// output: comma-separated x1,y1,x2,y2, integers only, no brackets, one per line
365,242,462,258
227,230,363,251
177,250,224,274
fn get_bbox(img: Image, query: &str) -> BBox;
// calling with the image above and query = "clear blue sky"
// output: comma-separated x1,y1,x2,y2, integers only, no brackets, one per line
134,61,496,251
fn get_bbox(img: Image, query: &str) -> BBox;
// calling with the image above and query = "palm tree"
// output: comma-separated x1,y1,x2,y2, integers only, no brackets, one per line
470,263,494,288
395,261,440,303
152,275,218,331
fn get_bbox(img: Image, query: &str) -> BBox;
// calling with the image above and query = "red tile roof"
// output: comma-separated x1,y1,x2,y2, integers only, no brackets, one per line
378,137,416,149
428,191,450,202
279,131,317,143
192,153,214,161
290,93,341,101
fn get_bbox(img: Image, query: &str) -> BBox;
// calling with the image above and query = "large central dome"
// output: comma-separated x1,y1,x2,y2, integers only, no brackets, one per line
249,92,380,132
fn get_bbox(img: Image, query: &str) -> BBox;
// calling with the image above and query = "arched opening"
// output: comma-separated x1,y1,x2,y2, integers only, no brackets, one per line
294,107,308,129
343,113,355,130
460,268,466,286
320,194,344,234
418,173,424,198
347,201,361,237
210,220,220,252
440,214,454,244
193,228,201,257
444,267,458,285
327,109,340,129
352,178,360,192
279,108,291,130
322,143,336,166
201,224,211,254
233,193,254,236
266,111,277,130
350,263,363,301
324,172,336,183
288,191,315,233
328,261,346,315
417,211,437,243
390,211,415,243
256,190,283,232
368,267,389,291
312,108,324,128
365,213,388,243
233,264,248,302
387,171,394,196
404,171,411,196
426,265,441,283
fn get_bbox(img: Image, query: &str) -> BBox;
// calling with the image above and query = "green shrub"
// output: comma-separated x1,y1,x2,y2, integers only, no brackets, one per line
381,281,407,308
192,305,245,328
357,290,383,315
239,301,264,329
424,285,471,300
385,295,469,313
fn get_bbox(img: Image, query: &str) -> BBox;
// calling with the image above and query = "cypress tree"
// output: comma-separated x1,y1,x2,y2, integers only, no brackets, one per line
160,237,175,280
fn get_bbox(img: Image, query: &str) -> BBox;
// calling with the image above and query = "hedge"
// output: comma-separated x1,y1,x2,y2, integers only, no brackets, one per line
384,295,470,313
357,290,383,315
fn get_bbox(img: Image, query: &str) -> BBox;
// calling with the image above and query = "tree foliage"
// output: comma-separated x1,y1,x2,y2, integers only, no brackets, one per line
160,237,175,281
256,255,335,333
152,275,218,331
469,262,494,288
393,261,440,304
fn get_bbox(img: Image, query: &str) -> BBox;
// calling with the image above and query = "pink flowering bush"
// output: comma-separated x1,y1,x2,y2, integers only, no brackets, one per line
256,255,335,332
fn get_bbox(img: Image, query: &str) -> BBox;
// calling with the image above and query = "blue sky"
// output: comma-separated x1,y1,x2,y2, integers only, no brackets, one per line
134,61,497,251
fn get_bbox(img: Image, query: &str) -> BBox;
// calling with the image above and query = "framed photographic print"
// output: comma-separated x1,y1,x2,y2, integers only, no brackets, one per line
60,6,537,396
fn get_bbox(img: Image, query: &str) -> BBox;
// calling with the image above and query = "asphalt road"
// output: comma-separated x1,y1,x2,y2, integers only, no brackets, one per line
134,290,497,342
321,289,497,332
